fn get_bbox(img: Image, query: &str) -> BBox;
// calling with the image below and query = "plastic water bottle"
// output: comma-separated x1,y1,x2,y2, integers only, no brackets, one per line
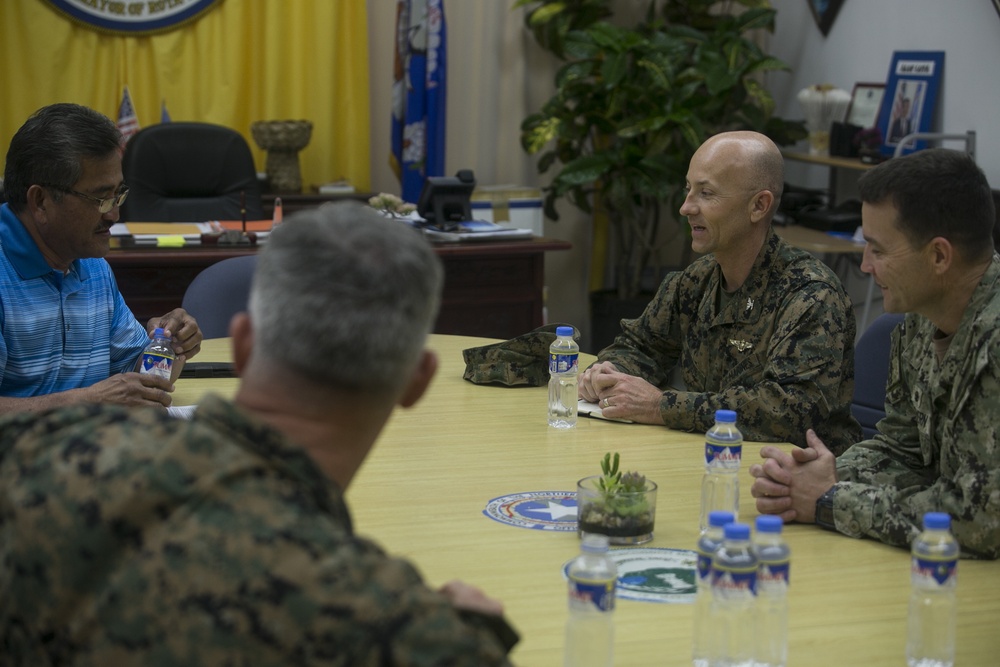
906,512,958,667
564,533,616,667
692,510,735,667
548,326,579,429
710,522,757,667
139,327,175,380
754,515,790,667
700,409,742,531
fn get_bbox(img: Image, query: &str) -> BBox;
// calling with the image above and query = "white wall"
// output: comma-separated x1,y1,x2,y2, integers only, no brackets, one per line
766,0,1000,188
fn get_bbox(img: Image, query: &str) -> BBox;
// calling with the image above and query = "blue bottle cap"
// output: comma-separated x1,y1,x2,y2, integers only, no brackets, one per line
153,327,165,337
555,326,575,337
708,511,735,527
715,409,737,423
723,523,751,540
756,515,783,533
923,512,951,530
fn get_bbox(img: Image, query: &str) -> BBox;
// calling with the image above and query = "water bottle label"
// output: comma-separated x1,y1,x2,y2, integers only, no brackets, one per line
140,352,173,380
568,578,615,612
758,560,790,589
711,566,756,599
704,443,742,469
549,352,579,374
912,556,957,587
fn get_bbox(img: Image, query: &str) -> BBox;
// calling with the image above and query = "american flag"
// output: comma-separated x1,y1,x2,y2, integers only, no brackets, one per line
116,86,140,146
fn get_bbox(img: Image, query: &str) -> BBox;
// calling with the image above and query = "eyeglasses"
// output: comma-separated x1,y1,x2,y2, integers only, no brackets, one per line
44,184,129,214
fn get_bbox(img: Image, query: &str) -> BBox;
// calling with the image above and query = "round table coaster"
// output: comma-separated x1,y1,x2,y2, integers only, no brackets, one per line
562,547,698,604
483,491,578,531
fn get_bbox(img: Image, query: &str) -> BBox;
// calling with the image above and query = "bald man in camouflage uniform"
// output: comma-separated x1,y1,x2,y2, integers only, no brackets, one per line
751,149,1000,559
0,204,514,664
580,131,862,452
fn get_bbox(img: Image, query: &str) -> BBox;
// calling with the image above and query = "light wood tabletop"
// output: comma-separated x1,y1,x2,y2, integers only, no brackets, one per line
175,336,1000,666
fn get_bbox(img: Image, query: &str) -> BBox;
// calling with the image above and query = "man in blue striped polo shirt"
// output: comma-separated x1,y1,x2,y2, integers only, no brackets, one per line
0,103,203,413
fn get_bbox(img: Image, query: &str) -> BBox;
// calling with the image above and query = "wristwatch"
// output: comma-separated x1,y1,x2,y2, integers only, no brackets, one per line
814,486,838,531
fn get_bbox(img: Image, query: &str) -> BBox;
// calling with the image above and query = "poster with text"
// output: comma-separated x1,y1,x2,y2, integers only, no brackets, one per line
877,51,945,157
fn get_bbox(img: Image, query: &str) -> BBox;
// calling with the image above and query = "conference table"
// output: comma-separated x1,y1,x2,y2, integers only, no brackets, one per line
174,336,999,666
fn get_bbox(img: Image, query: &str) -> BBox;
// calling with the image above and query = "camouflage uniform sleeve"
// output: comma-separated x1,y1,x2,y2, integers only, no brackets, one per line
832,324,1000,560
596,272,684,388
662,280,857,449
325,539,515,666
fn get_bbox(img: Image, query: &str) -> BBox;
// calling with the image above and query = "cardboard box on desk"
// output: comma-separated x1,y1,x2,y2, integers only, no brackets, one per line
471,186,543,236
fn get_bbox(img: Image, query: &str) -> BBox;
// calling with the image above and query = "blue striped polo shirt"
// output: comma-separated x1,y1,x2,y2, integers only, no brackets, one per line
0,203,149,397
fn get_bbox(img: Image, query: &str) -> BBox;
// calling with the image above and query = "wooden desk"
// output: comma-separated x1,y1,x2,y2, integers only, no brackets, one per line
259,192,374,218
106,238,570,339
175,336,1000,667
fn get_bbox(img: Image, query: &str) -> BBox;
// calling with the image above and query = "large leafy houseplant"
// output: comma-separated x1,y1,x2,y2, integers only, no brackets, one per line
518,0,806,300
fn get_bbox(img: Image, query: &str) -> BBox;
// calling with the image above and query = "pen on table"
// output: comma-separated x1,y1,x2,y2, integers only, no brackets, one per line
240,190,247,233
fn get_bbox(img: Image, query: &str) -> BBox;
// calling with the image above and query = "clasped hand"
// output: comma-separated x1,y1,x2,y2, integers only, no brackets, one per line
749,429,838,523
578,361,664,424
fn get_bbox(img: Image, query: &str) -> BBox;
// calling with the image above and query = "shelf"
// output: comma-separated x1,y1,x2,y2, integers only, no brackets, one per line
781,150,876,171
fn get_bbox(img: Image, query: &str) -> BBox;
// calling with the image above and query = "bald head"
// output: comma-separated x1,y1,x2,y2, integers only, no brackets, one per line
695,131,784,210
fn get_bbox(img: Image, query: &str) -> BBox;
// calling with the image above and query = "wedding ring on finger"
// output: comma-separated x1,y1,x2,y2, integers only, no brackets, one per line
603,398,610,408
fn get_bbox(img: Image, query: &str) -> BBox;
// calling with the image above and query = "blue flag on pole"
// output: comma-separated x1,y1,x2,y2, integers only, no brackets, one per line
390,0,447,204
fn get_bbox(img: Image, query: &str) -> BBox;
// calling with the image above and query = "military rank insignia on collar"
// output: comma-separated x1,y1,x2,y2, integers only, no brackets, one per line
746,297,754,312
729,339,753,352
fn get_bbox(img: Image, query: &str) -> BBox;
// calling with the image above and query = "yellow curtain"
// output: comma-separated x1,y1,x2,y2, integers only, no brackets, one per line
0,0,370,191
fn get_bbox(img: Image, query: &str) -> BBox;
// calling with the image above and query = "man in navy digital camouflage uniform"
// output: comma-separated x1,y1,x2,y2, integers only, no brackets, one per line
751,149,1000,559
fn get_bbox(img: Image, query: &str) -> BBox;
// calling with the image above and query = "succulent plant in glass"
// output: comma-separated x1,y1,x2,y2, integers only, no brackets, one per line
578,452,658,545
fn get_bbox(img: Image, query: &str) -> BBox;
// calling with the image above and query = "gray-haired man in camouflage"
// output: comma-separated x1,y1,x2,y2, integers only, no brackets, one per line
0,203,515,664
580,131,862,452
751,149,1000,559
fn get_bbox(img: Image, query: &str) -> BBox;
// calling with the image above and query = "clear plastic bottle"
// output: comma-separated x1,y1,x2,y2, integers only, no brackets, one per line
548,326,580,429
700,409,742,532
564,533,616,667
139,327,175,381
906,512,958,667
710,522,757,667
754,515,790,667
692,510,735,667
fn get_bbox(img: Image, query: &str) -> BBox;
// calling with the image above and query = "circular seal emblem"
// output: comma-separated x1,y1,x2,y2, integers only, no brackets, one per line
562,547,698,604
43,0,223,36
483,491,577,531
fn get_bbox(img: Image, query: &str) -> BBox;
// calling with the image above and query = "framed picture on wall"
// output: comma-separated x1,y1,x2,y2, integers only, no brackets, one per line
877,51,945,157
846,83,885,128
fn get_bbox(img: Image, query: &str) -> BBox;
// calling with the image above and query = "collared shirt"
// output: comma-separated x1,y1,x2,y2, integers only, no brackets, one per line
0,203,147,396
598,229,862,452
0,395,512,665
832,255,1000,559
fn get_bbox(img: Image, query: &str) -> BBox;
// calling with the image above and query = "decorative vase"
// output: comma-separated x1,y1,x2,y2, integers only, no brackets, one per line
250,120,313,193
576,475,658,545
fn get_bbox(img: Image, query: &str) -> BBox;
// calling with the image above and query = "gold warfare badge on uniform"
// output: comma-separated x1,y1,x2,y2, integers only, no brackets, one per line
483,491,578,531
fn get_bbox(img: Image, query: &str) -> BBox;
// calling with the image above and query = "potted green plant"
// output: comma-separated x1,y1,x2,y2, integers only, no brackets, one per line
577,452,658,545
516,0,807,344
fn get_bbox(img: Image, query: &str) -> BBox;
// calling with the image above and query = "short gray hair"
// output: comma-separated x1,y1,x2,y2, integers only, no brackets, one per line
249,202,443,395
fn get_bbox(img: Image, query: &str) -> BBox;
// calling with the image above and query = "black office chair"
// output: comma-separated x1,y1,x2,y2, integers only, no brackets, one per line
851,312,905,439
121,122,264,222
181,255,258,339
